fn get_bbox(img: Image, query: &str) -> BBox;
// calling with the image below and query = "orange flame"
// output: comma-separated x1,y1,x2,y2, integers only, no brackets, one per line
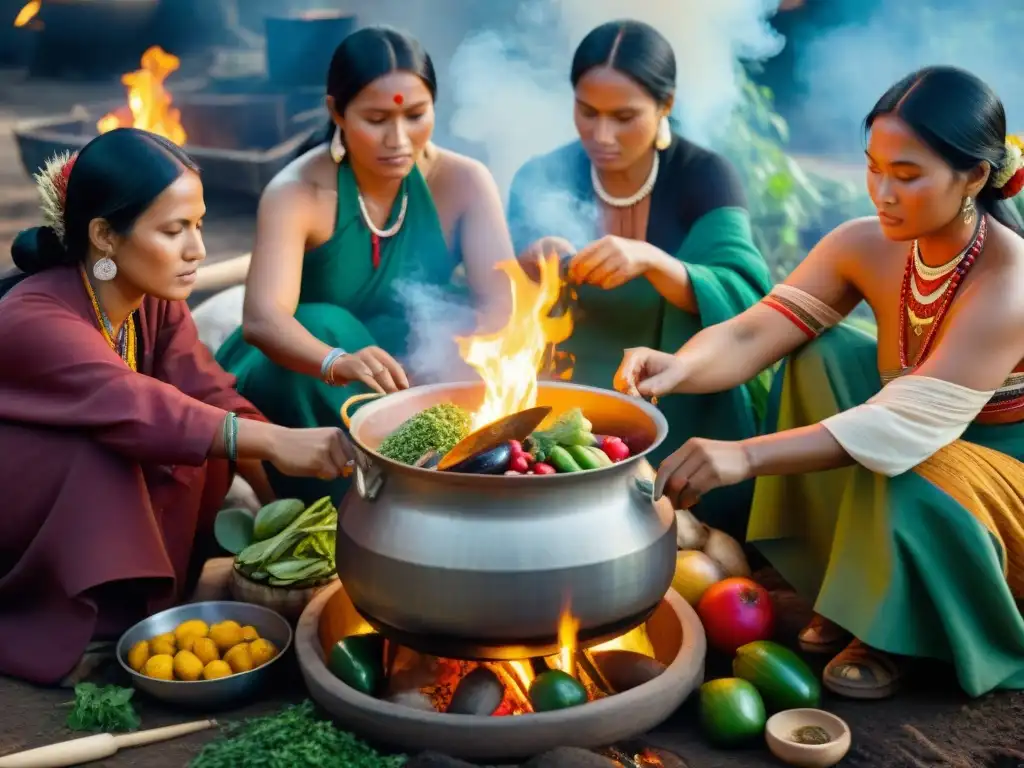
13,0,40,26
97,46,186,146
456,253,573,431
557,604,580,676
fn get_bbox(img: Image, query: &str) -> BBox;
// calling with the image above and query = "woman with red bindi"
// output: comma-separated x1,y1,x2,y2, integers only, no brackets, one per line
215,26,514,503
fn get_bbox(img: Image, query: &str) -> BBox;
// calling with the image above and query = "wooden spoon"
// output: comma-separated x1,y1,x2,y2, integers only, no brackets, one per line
0,719,216,768
436,406,552,471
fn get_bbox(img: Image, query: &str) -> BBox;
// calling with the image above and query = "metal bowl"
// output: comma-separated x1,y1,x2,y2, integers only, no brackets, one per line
116,601,293,709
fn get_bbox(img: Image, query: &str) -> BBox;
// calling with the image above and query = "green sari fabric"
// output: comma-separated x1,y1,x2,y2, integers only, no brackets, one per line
749,324,1024,696
216,162,457,503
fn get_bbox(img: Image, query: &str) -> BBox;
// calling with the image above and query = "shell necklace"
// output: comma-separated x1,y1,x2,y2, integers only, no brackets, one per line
358,189,408,270
591,151,660,208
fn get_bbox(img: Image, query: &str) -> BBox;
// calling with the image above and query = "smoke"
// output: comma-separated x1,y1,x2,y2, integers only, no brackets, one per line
447,0,785,196
394,278,478,385
786,2,1022,157
395,0,786,384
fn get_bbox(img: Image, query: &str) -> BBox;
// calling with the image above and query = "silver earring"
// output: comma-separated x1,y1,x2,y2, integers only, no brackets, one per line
330,127,345,163
654,116,671,151
961,196,977,226
93,254,117,281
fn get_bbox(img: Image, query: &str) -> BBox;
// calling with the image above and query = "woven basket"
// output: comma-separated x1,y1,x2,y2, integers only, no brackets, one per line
229,566,339,622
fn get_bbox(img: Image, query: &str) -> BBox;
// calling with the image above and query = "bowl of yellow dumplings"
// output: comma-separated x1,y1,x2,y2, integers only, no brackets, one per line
116,601,293,708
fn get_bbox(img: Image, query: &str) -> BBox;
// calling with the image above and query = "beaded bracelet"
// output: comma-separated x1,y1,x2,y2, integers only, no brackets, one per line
222,412,239,462
321,347,347,386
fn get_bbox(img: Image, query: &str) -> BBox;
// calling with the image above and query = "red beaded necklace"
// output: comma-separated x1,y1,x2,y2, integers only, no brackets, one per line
898,216,986,370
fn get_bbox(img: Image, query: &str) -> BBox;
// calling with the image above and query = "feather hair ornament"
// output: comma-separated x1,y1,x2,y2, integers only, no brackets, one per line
33,150,78,243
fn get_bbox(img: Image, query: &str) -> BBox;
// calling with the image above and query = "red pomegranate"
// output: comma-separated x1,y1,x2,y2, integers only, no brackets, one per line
697,577,775,654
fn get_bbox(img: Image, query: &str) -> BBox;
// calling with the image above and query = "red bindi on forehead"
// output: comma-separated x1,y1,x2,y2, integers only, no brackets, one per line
393,93,404,106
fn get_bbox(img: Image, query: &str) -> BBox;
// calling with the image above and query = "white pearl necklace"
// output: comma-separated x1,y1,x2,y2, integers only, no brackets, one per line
590,151,660,208
358,192,409,238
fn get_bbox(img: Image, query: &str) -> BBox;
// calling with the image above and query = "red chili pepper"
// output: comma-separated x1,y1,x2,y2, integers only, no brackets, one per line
508,439,523,454
533,462,557,475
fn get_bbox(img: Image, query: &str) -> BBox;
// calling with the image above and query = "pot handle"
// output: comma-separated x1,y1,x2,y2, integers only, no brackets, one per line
338,392,386,501
340,391,384,429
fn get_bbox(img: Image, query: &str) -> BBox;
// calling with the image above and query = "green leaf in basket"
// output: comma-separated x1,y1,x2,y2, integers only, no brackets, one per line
214,508,256,555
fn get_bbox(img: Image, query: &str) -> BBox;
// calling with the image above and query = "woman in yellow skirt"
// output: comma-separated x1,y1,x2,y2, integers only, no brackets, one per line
615,66,1024,700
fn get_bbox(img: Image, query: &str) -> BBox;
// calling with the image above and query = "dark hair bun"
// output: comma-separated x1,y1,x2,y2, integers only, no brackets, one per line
11,226,68,274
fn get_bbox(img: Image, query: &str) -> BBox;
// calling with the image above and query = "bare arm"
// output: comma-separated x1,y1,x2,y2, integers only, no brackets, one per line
240,180,334,378
453,158,515,333
631,219,866,397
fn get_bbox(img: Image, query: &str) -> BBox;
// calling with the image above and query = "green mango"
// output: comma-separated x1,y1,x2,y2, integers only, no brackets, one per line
252,498,306,541
213,508,255,555
528,670,588,712
699,678,766,747
732,640,821,712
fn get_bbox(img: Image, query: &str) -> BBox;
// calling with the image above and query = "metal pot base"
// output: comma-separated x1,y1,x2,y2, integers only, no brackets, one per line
355,604,657,661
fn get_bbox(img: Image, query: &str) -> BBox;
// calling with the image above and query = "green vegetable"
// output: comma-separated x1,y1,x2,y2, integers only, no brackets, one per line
377,403,472,465
189,700,404,768
699,678,766,747
732,640,821,712
234,496,338,587
529,670,588,711
547,446,582,473
566,445,609,470
328,634,386,696
65,683,140,733
525,408,594,460
253,498,306,541
213,508,255,555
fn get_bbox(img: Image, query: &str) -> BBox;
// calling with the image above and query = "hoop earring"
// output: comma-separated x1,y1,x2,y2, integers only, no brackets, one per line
654,116,671,151
330,127,346,163
93,254,117,281
960,195,977,226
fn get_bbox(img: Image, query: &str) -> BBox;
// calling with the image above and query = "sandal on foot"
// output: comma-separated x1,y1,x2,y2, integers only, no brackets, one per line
798,615,851,654
823,639,901,700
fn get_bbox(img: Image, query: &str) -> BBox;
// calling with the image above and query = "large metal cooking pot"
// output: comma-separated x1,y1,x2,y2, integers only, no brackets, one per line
336,381,677,659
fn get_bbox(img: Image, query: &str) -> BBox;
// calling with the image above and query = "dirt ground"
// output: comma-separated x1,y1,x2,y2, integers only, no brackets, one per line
2,585,1023,768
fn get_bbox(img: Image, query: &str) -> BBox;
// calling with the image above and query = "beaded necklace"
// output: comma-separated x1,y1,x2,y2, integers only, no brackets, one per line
79,263,137,371
898,216,986,370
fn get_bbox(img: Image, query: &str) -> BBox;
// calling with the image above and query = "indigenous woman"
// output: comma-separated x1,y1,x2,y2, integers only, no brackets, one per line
0,129,352,686
507,20,772,541
216,26,513,503
615,66,1024,699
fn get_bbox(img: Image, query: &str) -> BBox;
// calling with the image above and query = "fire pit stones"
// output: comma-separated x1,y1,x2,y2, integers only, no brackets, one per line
296,582,706,761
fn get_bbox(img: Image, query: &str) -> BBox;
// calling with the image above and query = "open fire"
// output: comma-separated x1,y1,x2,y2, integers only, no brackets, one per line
12,0,39,27
456,253,574,431
97,45,186,145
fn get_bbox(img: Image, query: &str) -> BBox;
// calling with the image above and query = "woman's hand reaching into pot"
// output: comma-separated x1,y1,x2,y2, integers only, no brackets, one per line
614,346,688,398
332,346,410,394
655,438,753,509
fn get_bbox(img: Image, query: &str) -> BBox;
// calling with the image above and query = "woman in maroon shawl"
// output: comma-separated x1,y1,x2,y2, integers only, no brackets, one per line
0,128,352,686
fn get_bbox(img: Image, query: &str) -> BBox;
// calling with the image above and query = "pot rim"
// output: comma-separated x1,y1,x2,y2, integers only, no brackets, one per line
344,380,669,484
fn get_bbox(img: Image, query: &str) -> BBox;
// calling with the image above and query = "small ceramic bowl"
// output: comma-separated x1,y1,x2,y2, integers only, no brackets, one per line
765,708,852,768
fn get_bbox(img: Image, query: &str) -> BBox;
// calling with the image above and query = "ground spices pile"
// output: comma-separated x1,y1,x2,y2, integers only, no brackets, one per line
188,700,405,768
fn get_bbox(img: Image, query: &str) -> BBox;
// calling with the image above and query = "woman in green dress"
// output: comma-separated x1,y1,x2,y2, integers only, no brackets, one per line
216,26,514,503
615,66,1024,700
507,20,772,541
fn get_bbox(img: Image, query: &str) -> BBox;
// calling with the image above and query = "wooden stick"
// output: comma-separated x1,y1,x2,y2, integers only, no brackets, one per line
0,719,216,768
